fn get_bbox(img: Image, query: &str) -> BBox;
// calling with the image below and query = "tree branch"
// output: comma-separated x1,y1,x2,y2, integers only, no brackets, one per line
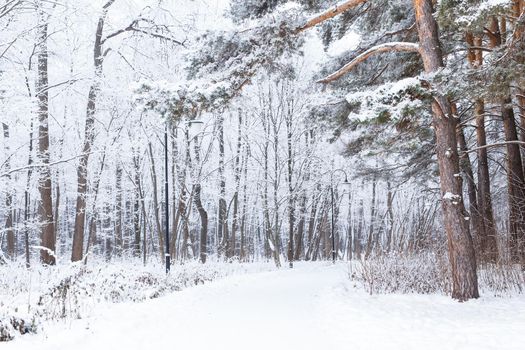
318,42,420,83
101,18,184,46
0,153,93,178
463,140,525,154
0,0,21,19
294,0,369,33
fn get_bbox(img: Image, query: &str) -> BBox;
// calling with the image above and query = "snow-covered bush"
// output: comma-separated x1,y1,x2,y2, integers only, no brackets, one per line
478,263,525,297
0,316,37,342
0,260,273,342
350,252,525,297
350,252,451,295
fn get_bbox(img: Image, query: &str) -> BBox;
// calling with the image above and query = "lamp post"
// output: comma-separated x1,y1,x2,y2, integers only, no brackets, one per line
330,169,351,264
164,120,171,274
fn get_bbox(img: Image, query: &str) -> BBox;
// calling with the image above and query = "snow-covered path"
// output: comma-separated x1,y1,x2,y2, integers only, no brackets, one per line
5,262,525,350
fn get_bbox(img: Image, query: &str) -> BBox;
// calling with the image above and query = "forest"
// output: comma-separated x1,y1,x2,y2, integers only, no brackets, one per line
1,0,525,347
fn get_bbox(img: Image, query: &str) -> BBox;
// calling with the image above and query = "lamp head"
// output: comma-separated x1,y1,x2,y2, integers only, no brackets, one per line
187,119,204,139
340,177,351,192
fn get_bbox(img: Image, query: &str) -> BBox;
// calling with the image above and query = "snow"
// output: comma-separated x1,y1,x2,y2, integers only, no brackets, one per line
345,77,422,123
443,192,461,204
454,0,511,26
327,31,361,57
4,262,525,350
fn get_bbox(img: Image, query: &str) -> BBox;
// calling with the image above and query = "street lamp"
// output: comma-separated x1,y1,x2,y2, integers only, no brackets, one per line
164,120,170,274
330,169,351,264
187,119,204,139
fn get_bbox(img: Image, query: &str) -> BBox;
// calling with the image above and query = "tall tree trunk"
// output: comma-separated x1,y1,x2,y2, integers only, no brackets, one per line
192,138,208,263
179,131,192,260
217,114,228,257
103,201,112,261
354,180,365,259
456,123,484,256
2,123,15,259
476,99,499,262
71,0,115,262
413,0,478,300
262,116,280,266
84,148,109,261
239,141,249,262
385,182,394,252
229,111,243,258
169,126,180,259
115,164,123,256
294,192,307,260
518,91,525,174
271,115,281,266
148,142,164,261
133,151,142,258
36,6,55,265
285,108,295,268
24,117,34,267
305,185,321,261
364,176,377,259
465,32,499,262
194,183,208,263
489,15,525,263
502,99,525,262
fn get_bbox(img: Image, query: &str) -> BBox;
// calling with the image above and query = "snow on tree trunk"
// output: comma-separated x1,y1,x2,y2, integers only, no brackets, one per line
413,0,478,301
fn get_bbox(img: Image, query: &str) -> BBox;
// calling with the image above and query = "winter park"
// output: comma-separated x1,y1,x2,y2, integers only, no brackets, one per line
1,0,525,349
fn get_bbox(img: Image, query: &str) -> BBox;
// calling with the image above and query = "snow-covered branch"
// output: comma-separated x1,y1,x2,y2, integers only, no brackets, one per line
463,140,525,154
294,0,369,33
0,153,92,178
102,18,184,46
318,42,420,83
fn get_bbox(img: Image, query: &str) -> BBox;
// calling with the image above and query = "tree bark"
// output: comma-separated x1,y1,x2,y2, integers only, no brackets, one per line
71,0,115,262
239,139,249,262
147,142,164,261
385,182,394,252
414,0,478,300
364,176,377,259
84,147,109,262
133,151,141,258
489,15,525,263
193,136,208,263
465,32,499,263
501,99,525,263
36,6,55,265
229,111,243,258
2,123,15,259
169,126,180,259
217,114,228,257
115,164,123,256
262,114,280,267
285,104,295,268
24,117,34,267
456,122,485,257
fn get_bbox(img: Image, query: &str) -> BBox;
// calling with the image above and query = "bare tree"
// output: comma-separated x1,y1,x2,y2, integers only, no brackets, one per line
71,0,116,262
36,3,55,265
2,123,15,259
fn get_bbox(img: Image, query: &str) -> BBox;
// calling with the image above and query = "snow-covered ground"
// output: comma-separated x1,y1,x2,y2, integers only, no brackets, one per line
4,262,525,350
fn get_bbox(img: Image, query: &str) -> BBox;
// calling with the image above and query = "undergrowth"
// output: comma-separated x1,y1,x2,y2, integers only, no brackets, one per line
350,252,525,297
0,259,271,342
